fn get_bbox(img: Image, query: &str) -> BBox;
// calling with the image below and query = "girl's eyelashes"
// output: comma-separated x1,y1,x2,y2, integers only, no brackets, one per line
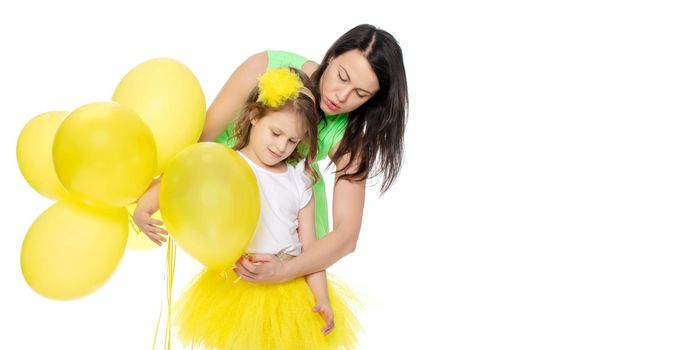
272,128,302,143
338,71,348,82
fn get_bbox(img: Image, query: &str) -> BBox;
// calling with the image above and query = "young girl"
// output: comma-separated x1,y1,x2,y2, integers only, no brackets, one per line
171,68,360,349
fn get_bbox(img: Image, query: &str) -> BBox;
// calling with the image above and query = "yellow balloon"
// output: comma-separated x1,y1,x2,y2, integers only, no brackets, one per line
16,111,70,200
53,102,157,208
112,58,206,173
21,200,128,300
160,143,259,269
125,203,163,250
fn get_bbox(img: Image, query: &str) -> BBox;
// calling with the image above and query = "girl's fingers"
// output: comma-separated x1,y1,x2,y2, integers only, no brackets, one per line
151,232,167,242
323,322,335,335
144,231,166,244
148,226,168,235
146,225,168,236
149,219,164,226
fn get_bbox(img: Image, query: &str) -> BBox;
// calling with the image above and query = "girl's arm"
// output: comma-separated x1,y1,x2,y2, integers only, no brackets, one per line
298,196,335,335
298,196,329,302
237,147,365,282
199,52,268,142
305,270,334,335
132,178,167,245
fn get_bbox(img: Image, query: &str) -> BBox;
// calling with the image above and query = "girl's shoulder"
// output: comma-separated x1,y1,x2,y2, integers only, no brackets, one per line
291,160,313,188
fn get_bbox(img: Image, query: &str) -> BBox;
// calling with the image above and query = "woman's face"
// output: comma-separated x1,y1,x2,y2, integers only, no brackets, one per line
319,49,380,115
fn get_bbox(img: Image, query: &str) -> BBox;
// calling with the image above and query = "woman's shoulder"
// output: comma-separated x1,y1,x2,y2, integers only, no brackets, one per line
227,52,268,83
241,51,269,70
265,50,318,77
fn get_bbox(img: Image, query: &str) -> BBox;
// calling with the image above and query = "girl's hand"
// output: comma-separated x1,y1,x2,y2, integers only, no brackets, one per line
312,302,335,335
132,203,168,246
234,254,288,283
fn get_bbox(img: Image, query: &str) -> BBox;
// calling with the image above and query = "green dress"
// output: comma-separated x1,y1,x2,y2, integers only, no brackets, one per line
215,50,348,239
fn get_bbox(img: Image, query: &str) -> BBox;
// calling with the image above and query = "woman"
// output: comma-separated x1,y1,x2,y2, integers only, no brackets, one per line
134,24,408,284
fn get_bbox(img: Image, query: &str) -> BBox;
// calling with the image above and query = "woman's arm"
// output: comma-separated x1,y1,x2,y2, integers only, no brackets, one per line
199,52,268,142
285,153,366,278
237,147,366,282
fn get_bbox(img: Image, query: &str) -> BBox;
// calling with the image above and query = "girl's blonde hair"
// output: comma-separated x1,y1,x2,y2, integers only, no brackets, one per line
232,67,320,184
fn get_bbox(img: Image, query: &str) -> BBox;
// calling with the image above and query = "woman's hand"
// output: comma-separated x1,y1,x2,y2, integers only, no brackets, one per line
234,254,289,283
312,302,335,335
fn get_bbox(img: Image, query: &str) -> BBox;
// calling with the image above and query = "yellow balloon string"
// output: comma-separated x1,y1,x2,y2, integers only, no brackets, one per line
165,237,176,349
152,237,176,350
152,297,163,349
219,266,242,284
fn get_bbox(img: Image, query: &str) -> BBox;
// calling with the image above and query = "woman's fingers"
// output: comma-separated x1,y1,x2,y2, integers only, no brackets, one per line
250,254,274,263
239,258,260,275
233,265,256,281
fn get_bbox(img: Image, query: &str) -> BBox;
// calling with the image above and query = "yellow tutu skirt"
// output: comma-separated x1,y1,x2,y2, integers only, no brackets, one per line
173,268,361,350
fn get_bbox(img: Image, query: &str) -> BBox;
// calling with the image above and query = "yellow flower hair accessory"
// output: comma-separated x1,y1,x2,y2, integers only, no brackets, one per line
257,68,303,108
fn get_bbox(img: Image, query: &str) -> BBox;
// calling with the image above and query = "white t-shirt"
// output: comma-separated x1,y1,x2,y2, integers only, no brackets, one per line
237,152,313,256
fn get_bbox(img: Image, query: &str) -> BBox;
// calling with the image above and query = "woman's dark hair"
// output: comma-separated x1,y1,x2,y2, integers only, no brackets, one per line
312,24,408,194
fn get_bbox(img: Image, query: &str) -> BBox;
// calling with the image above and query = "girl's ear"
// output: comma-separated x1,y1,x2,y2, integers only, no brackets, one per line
248,107,260,125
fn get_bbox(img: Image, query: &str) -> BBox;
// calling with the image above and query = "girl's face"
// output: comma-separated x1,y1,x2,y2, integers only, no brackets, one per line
319,49,380,115
246,109,306,169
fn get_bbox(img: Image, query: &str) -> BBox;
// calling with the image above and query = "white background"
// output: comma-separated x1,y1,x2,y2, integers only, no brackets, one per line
1,0,679,349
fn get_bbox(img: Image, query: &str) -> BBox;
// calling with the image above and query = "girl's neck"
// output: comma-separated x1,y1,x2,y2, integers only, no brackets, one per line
239,146,288,173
